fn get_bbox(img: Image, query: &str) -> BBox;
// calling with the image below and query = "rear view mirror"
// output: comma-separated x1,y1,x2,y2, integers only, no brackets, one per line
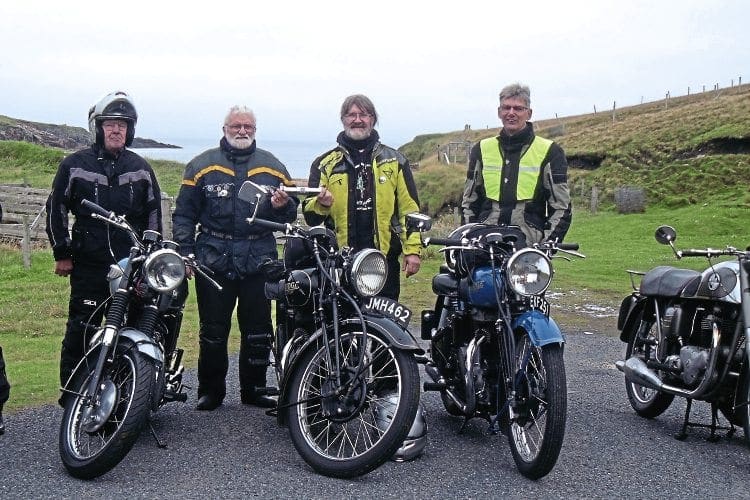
405,213,432,233
238,181,271,204
654,225,677,245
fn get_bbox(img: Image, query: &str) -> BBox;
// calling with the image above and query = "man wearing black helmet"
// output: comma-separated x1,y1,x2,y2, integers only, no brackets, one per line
46,91,162,388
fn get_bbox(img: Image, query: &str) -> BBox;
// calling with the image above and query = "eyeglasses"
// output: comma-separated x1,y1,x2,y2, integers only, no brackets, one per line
102,121,128,130
344,112,372,121
500,105,529,113
226,123,257,132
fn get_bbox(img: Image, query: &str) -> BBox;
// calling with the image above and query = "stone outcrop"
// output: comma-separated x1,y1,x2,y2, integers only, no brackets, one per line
0,115,179,150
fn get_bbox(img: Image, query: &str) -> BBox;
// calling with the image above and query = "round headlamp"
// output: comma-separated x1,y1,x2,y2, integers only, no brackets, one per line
506,248,552,296
350,249,388,297
144,249,186,292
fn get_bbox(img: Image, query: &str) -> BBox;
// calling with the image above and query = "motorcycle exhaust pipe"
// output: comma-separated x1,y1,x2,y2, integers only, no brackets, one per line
615,358,664,391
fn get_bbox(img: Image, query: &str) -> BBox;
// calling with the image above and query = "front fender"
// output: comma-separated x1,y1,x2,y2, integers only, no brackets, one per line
62,328,163,393
118,327,164,364
512,309,564,346
276,313,423,426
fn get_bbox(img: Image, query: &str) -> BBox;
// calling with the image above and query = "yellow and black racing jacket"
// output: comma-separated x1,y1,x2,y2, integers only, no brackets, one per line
172,138,298,279
303,140,421,257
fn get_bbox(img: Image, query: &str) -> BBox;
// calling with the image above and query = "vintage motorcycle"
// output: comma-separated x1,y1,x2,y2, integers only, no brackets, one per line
409,214,583,479
615,225,750,443
237,181,422,478
59,199,220,479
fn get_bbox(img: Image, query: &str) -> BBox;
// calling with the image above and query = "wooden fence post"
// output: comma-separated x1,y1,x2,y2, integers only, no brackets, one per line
161,194,173,239
590,186,598,214
22,215,32,269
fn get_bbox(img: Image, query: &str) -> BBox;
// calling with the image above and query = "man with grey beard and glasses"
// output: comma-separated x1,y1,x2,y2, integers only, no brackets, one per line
303,94,422,300
172,105,298,411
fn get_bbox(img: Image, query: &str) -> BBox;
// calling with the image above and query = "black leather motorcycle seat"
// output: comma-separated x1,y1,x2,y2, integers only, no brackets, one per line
640,266,701,297
432,273,459,296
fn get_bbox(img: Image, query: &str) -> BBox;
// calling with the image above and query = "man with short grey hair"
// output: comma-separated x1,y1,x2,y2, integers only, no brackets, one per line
462,82,572,244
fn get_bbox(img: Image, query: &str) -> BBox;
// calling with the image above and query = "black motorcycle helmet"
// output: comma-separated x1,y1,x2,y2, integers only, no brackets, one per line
87,91,138,147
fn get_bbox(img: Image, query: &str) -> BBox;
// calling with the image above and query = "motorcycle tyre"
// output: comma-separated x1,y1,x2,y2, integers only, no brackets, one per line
285,331,420,478
741,363,750,448
507,336,566,480
623,319,674,418
59,339,155,479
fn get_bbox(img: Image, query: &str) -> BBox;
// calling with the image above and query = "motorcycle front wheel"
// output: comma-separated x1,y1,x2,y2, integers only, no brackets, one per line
507,333,566,480
59,339,155,479
286,329,420,478
624,317,674,418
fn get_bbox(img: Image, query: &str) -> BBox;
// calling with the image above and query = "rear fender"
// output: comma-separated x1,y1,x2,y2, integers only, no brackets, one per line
512,309,564,346
276,313,423,426
618,296,647,343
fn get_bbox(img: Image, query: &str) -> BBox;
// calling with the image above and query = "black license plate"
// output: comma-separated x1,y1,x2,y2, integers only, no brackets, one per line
363,296,412,328
528,296,550,315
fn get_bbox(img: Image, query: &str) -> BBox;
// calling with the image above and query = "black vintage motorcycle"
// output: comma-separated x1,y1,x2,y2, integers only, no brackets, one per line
237,181,422,478
616,225,750,443
409,215,583,479
59,199,220,479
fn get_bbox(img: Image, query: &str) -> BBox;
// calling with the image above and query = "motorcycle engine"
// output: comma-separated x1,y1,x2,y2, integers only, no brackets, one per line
679,345,709,386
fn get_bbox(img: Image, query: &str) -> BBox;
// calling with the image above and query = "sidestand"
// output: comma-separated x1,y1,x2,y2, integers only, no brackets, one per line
674,399,735,442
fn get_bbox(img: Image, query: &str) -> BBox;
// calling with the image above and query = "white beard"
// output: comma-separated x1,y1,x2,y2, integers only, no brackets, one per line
227,135,255,149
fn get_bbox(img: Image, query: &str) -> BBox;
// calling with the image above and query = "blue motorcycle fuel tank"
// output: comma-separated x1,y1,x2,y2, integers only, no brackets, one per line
465,266,501,308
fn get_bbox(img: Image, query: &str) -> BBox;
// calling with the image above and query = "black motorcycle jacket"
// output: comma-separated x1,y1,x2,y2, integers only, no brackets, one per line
45,144,162,263
172,138,299,280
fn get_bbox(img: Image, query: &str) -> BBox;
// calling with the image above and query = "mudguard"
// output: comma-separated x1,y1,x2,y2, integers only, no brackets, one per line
512,309,565,346
618,295,647,343
275,313,423,426
62,328,163,393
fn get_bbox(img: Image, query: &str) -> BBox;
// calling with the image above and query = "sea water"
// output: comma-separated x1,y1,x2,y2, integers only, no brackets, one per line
132,138,334,181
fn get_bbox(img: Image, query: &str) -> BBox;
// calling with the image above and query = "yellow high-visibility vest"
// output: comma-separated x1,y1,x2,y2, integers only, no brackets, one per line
480,135,553,201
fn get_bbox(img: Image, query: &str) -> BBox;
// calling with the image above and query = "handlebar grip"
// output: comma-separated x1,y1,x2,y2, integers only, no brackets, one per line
251,217,289,233
81,199,112,218
426,236,462,247
679,249,709,257
558,243,579,251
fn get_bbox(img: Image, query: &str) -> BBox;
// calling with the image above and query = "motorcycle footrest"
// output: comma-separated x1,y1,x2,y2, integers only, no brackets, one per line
423,381,446,392
255,386,279,396
163,390,188,403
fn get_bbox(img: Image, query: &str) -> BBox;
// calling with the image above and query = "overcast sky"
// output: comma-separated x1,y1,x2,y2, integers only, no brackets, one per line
1,0,747,147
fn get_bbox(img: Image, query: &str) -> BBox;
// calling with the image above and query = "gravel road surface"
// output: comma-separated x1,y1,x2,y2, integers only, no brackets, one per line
1,322,749,498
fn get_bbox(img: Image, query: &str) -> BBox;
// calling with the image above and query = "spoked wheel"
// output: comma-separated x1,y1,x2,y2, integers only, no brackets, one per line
624,317,674,418
507,333,566,480
286,329,420,478
739,359,750,448
59,340,155,479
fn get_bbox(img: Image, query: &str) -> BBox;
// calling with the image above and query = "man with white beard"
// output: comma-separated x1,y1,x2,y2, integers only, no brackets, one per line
173,105,298,411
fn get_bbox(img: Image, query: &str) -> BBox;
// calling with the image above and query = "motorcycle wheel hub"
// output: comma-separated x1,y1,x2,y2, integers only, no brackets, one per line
321,368,367,423
81,378,118,433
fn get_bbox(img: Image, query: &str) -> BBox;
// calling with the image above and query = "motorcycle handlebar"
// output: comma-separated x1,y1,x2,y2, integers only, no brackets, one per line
81,199,114,219
247,216,290,234
425,236,463,247
557,243,580,251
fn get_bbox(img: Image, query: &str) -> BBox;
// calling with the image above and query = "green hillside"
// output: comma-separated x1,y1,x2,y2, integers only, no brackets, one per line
402,84,750,215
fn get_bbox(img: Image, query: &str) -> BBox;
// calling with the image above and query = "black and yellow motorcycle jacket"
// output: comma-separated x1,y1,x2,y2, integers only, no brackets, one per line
172,138,299,280
303,135,421,257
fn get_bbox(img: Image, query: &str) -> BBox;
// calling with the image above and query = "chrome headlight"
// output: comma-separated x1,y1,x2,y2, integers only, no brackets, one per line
350,248,387,297
506,248,552,296
144,249,186,292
